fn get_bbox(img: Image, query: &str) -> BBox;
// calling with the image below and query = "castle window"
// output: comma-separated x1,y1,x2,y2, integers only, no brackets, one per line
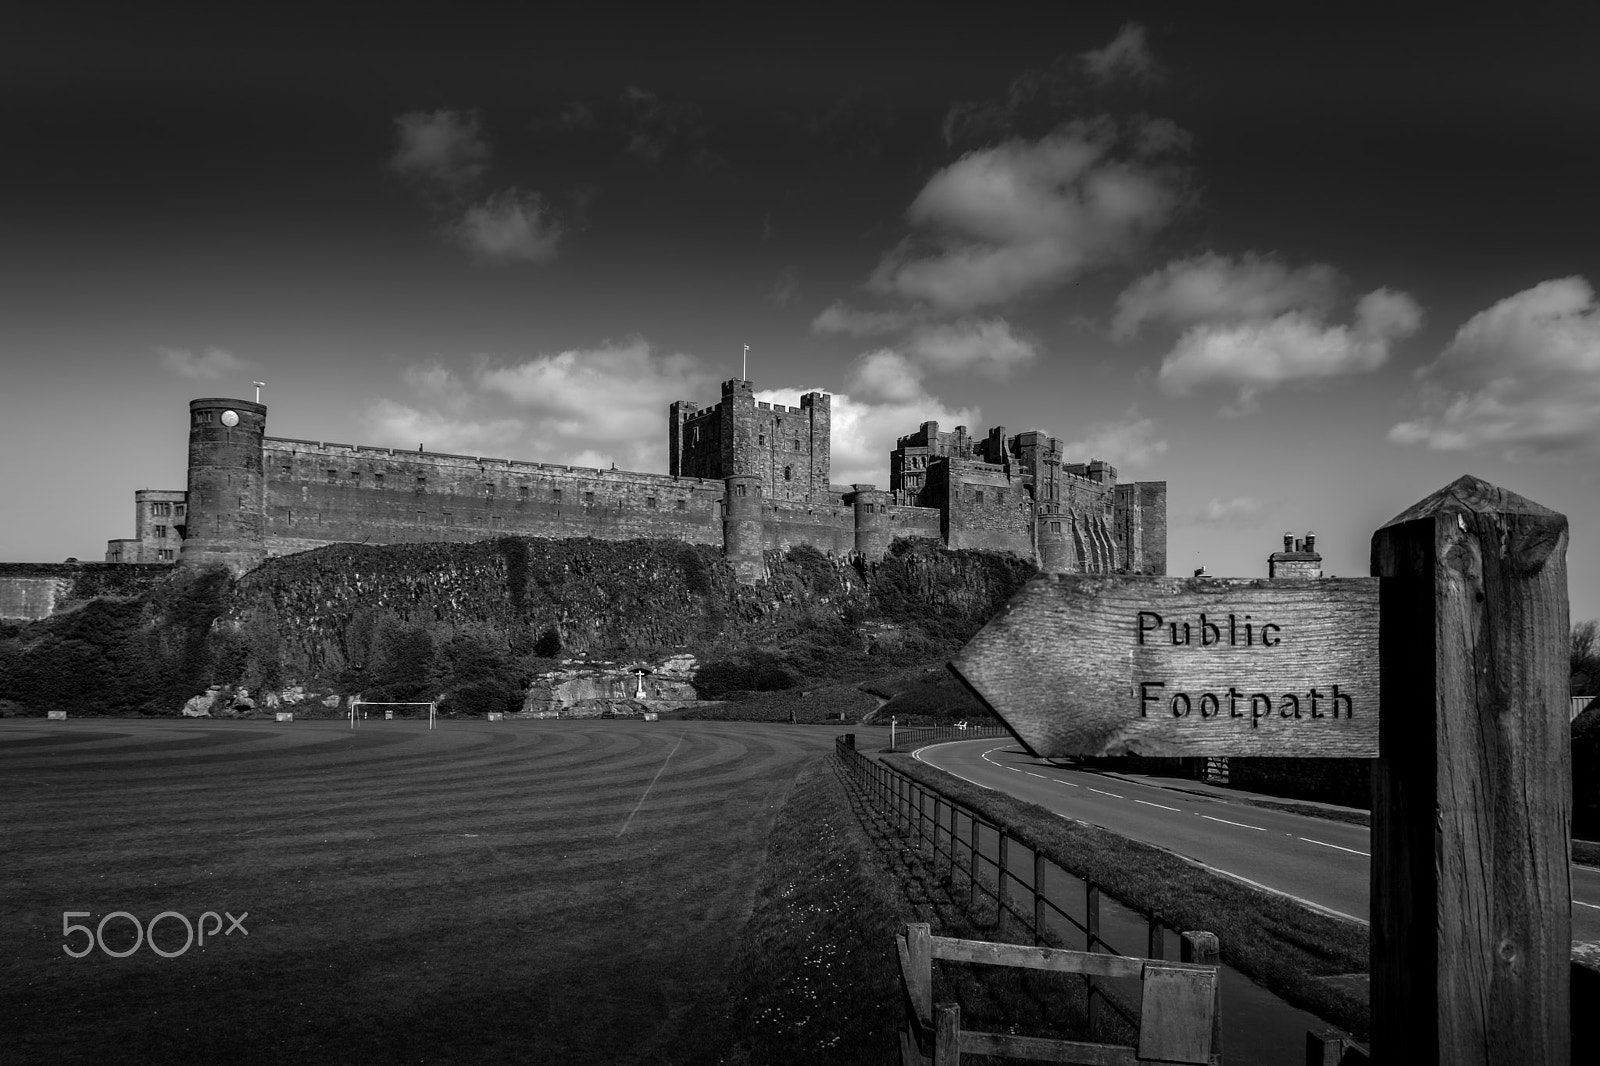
518,485,529,499
373,473,383,487
491,515,503,528
175,504,185,516
150,502,170,517
759,435,765,446
975,490,984,505
416,476,426,490
485,482,496,496
443,512,453,525
326,469,337,482
584,491,595,505
793,440,801,450
281,464,292,476
157,549,174,561
646,496,657,508
783,466,792,482
154,525,168,539
735,484,747,497
865,503,875,514
1050,521,1062,533
349,471,360,483
552,488,563,503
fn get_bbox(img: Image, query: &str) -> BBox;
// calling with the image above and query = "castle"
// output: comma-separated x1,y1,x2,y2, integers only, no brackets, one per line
102,380,1167,581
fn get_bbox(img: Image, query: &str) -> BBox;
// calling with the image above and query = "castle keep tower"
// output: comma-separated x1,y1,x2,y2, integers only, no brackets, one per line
180,398,267,574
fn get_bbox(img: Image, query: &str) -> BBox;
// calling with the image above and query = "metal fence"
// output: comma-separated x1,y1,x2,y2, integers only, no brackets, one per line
836,735,1220,1044
884,723,1011,753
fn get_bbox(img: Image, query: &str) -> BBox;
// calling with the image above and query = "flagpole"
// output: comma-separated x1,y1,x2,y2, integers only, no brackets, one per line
743,344,748,381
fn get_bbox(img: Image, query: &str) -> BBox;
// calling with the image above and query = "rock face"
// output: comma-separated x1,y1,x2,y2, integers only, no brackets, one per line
521,654,704,717
181,686,222,717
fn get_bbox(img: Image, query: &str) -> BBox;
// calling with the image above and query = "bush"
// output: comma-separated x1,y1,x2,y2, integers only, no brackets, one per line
693,650,801,699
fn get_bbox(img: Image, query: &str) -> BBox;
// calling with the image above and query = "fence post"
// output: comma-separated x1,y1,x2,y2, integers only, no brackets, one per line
933,1003,961,1066
1086,883,1102,1038
1033,851,1046,945
968,817,979,908
1182,930,1223,1062
1306,1029,1353,1066
1370,477,1570,1064
1148,917,1164,960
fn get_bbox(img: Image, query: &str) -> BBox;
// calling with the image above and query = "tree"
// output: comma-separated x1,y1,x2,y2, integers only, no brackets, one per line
1574,619,1600,697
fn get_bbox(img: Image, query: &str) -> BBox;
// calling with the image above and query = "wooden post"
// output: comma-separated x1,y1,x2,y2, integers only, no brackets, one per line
1182,930,1223,1062
907,922,933,1030
1087,883,1102,1039
1034,851,1047,945
933,1003,962,1066
968,816,980,909
1370,475,1570,1064
1306,1029,1355,1066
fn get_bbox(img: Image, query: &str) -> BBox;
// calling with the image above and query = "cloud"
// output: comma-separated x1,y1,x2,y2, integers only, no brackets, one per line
157,345,248,380
401,363,474,412
559,101,596,129
1192,496,1264,525
358,399,525,457
389,109,490,196
766,267,801,307
447,189,562,263
868,121,1187,311
620,84,714,166
758,373,979,488
1156,288,1423,413
904,318,1037,379
811,301,922,336
476,338,716,470
1112,253,1343,340
846,350,928,404
1058,407,1168,468
1389,277,1600,458
1080,23,1160,85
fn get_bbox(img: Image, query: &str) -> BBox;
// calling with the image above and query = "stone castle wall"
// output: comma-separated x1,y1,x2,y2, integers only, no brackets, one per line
259,438,725,559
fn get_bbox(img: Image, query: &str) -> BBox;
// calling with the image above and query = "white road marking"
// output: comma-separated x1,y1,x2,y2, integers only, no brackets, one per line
1026,772,1047,779
1052,779,1080,787
617,733,685,837
1136,799,1181,812
1299,837,1370,856
1088,788,1123,798
1201,814,1266,831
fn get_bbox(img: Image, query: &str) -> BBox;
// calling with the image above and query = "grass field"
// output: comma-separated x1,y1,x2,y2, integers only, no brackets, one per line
0,717,853,1065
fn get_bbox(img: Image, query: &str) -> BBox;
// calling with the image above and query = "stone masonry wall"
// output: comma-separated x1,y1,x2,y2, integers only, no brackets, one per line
261,438,724,558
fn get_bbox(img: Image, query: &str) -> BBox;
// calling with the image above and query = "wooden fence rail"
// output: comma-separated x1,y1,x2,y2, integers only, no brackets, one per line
897,922,1220,1065
837,736,1221,1047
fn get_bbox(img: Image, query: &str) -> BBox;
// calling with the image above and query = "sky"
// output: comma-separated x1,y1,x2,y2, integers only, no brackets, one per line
4,4,1599,625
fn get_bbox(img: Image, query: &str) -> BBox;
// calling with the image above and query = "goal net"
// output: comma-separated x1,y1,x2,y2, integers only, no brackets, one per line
348,701,437,729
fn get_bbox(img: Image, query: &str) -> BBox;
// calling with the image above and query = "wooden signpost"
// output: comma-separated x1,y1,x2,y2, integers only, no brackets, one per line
950,475,1572,1065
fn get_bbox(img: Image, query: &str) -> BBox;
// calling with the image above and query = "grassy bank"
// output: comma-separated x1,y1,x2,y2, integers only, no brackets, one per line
885,752,1372,1041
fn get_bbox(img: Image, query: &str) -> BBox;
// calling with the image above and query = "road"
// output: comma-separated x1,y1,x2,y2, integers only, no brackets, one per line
914,739,1600,941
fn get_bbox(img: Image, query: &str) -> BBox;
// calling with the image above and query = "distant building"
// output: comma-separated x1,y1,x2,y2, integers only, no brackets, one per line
1269,532,1322,579
100,381,1169,582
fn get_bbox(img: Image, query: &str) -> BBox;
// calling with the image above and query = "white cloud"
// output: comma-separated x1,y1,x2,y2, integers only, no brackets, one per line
358,399,525,457
810,301,921,336
766,266,801,307
157,345,248,380
476,338,716,471
1156,288,1423,413
390,109,490,194
846,350,928,404
1112,253,1343,341
1058,407,1168,468
1080,23,1160,84
904,318,1037,378
758,377,979,489
868,122,1185,311
402,363,474,412
1389,277,1600,458
1193,496,1264,525
448,189,562,263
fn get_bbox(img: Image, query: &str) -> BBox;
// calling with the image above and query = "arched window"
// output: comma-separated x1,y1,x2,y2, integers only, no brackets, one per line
783,466,792,481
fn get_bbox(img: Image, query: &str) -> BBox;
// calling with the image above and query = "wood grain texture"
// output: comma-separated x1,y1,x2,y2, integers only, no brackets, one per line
950,574,1379,757
1369,475,1571,1065
1137,964,1217,1065
931,935,1146,978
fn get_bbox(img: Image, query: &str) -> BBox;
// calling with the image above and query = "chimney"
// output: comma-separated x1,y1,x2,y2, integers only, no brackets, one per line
1305,531,1316,552
1283,533,1294,552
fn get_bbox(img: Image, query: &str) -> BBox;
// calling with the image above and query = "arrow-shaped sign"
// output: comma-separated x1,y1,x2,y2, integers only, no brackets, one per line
950,574,1380,759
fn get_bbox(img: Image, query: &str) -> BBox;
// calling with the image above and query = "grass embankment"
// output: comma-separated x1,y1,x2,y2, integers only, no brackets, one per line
885,753,1372,1041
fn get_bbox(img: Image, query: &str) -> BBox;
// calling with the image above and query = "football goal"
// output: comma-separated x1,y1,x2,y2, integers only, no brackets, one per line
348,700,437,729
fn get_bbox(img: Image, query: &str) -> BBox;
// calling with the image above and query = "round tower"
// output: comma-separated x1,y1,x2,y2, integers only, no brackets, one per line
1037,510,1076,574
722,474,765,583
180,397,267,574
849,484,892,559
